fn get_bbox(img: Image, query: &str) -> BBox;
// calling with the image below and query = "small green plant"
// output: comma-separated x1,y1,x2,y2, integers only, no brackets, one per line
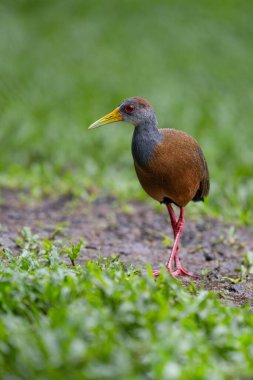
240,251,253,280
0,247,14,261
65,239,84,266
243,251,253,272
15,227,40,251
160,232,173,248
48,222,69,240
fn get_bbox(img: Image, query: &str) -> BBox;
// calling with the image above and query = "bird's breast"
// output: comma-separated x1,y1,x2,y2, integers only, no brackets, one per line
131,126,162,169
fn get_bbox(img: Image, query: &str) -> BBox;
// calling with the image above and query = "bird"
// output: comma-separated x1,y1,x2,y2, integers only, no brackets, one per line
88,97,209,277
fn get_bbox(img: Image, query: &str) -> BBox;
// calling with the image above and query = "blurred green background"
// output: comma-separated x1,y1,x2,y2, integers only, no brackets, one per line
0,0,253,223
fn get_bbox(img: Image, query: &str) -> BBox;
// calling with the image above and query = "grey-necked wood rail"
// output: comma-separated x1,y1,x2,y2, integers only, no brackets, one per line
89,97,209,277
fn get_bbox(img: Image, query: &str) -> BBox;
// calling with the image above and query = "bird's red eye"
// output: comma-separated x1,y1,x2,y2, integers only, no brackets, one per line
124,104,135,113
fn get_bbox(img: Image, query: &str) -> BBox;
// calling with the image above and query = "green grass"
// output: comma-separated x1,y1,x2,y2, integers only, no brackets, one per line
0,232,253,380
0,0,253,223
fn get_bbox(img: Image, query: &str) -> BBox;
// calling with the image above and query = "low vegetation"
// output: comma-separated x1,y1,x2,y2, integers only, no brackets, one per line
0,237,253,379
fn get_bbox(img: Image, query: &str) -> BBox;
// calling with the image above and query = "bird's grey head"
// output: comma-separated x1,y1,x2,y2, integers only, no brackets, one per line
88,96,157,130
118,97,157,127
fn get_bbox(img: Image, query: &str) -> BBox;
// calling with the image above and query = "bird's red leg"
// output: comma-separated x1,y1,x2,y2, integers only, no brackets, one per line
152,204,180,277
167,204,186,269
166,207,184,273
169,207,198,278
153,205,198,278
166,203,178,235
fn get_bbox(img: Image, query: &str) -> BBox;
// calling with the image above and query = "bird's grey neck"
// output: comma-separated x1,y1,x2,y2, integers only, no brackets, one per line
131,121,162,168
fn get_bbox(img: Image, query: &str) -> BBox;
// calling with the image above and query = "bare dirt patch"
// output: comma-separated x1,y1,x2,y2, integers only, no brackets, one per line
0,189,252,307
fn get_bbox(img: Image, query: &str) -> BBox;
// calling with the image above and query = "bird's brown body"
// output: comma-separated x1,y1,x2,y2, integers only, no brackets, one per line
134,128,209,207
89,96,210,278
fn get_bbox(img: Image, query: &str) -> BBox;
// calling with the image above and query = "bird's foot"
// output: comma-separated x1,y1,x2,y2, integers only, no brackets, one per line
152,266,198,278
152,269,161,277
171,266,199,278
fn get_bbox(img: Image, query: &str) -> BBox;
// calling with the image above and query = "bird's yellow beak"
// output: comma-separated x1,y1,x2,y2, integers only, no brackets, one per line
88,107,123,129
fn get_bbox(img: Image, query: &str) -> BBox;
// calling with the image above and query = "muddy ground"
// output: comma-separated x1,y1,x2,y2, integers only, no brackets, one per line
0,189,253,307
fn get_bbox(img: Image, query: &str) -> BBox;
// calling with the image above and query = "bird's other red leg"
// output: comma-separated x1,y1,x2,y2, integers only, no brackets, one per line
167,205,188,271
166,204,178,236
166,207,184,273
152,204,180,277
168,208,197,278
153,206,198,278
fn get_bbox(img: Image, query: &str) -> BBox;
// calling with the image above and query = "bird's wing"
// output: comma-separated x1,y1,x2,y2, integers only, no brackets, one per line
192,145,210,202
155,128,210,204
